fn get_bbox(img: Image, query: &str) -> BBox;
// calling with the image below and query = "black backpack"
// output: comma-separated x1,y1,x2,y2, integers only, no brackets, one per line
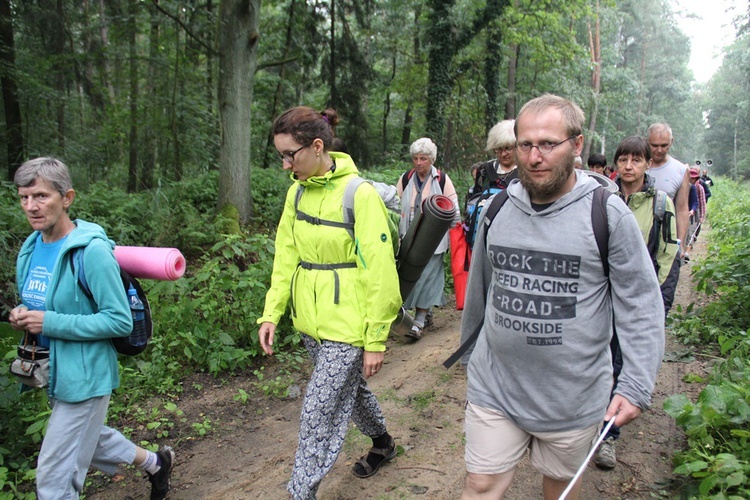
72,248,153,355
464,162,517,248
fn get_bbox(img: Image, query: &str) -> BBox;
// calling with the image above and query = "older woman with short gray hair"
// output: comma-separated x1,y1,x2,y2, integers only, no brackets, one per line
396,138,460,340
10,157,175,499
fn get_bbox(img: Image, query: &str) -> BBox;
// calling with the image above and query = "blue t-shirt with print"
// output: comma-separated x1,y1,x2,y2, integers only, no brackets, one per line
20,236,68,348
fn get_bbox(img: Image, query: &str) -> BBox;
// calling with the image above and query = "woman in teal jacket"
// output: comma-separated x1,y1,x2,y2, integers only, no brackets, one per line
10,157,174,499
258,107,402,499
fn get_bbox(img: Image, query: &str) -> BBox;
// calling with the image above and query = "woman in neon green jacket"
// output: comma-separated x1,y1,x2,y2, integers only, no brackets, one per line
257,107,402,499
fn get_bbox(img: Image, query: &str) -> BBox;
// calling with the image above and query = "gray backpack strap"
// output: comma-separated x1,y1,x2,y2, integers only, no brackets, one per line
295,183,354,231
342,177,366,241
294,184,304,212
654,190,666,222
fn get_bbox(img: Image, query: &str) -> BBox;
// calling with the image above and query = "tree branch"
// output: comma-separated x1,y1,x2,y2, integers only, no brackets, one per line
150,0,216,55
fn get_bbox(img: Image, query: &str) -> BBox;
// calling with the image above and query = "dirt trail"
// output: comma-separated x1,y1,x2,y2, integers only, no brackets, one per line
89,236,709,500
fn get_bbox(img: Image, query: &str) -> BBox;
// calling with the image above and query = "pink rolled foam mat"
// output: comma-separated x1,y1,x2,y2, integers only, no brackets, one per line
113,246,186,280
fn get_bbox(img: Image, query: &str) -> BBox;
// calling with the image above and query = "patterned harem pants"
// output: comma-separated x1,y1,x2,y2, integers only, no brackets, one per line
287,334,388,499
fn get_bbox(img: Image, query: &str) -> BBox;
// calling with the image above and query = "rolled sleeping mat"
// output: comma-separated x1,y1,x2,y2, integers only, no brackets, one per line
113,246,187,280
397,194,455,302
390,306,417,336
584,171,618,193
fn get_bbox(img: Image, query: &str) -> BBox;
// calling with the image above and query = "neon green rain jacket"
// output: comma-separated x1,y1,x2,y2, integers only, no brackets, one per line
258,153,401,352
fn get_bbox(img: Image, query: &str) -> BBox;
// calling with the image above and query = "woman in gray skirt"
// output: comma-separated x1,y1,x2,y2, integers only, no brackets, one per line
397,138,460,340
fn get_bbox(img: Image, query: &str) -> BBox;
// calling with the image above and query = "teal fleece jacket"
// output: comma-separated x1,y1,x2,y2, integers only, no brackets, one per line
16,220,132,403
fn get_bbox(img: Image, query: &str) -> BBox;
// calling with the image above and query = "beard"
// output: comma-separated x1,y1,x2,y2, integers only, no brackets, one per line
518,154,575,201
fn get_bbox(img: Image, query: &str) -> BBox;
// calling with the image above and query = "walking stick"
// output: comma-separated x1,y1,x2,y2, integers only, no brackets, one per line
558,414,618,500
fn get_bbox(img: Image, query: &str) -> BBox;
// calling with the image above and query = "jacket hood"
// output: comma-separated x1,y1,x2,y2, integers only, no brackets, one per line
67,219,115,250
506,169,603,215
293,152,359,189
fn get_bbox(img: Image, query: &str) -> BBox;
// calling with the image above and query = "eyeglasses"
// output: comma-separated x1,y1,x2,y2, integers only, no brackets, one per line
278,144,309,163
515,136,577,155
494,146,514,153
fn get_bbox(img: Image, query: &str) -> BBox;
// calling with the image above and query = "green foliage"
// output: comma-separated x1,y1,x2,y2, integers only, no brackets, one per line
0,167,296,494
666,180,750,496
672,181,750,345
0,341,49,499
703,33,750,179
664,356,750,497
131,233,294,378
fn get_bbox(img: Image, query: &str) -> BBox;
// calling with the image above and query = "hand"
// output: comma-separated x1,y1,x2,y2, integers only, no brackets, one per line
9,306,28,331
258,322,276,356
10,308,45,335
605,395,642,428
363,351,384,379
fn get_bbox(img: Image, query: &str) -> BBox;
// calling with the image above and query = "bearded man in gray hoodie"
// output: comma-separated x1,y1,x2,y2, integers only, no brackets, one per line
460,94,664,500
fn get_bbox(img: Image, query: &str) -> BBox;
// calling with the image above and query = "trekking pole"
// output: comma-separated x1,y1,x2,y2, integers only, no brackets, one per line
558,414,618,500
687,222,701,248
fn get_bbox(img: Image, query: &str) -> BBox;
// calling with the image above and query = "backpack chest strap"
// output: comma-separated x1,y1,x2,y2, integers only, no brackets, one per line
295,209,354,230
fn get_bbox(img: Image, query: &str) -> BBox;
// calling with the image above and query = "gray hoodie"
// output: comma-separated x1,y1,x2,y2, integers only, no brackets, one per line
462,171,664,432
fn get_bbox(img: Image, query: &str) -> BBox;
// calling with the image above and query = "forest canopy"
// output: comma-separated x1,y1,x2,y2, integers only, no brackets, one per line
0,0,748,215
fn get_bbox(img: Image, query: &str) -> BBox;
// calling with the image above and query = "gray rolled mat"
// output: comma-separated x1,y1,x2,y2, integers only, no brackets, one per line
397,194,455,301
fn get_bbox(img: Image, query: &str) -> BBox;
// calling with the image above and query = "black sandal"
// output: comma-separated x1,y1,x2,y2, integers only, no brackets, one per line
352,437,397,478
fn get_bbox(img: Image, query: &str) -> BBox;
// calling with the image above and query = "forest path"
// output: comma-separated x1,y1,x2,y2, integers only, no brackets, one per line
89,234,709,500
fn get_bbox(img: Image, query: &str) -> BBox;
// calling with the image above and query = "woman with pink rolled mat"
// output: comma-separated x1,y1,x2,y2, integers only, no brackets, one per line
9,157,174,500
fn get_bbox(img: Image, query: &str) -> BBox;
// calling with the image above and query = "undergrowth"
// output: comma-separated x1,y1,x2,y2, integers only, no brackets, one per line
665,179,750,498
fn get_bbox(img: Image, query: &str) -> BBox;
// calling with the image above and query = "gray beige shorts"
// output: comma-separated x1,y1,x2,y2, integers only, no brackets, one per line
464,401,600,480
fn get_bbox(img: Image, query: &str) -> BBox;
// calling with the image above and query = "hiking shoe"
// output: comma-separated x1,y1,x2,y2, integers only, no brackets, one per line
423,310,434,329
594,439,616,470
147,447,175,499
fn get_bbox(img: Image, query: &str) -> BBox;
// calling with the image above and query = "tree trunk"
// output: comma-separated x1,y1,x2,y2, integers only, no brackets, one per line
169,11,182,181
400,6,421,148
329,0,337,107
504,44,518,119
382,51,396,153
206,0,217,170
484,21,502,132
263,0,296,169
583,2,601,162
0,0,24,180
80,0,107,118
127,0,139,193
401,102,413,147
425,0,454,142
425,0,504,144
99,0,116,102
504,0,519,119
217,0,260,224
637,37,647,132
141,1,160,190
53,0,66,153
